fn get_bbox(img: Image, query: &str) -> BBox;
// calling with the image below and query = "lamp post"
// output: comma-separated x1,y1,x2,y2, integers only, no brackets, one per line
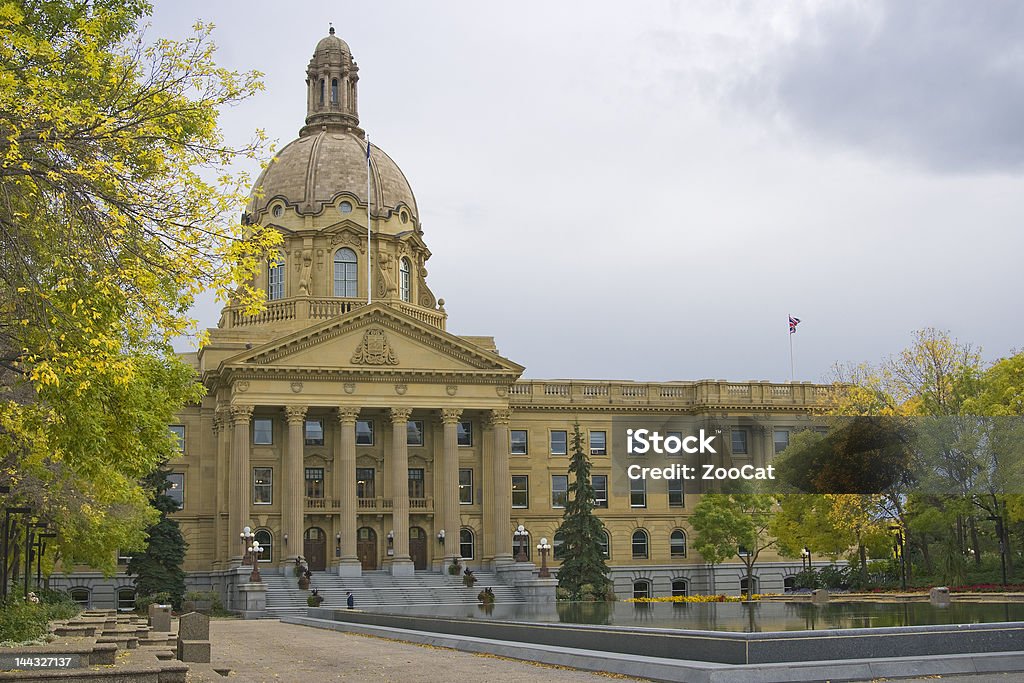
801,547,811,572
249,541,263,582
240,526,254,566
35,532,56,590
2,506,31,600
25,521,47,599
536,537,552,578
336,532,341,558
514,525,529,562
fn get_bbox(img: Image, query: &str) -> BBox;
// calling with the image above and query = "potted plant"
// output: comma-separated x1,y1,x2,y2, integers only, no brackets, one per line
307,589,323,607
448,559,461,576
462,568,477,588
477,587,495,605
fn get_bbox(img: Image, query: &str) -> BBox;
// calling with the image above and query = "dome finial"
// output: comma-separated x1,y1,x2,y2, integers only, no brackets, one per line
329,23,335,35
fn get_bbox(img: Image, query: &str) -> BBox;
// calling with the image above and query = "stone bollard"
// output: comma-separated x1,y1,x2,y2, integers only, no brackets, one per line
176,612,211,663
148,603,172,632
811,589,829,605
929,586,951,606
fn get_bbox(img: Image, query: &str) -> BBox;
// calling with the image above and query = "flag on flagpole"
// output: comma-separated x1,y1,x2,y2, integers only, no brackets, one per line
789,315,801,334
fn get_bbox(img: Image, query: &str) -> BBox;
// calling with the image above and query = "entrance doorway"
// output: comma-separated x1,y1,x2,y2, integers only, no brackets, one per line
409,526,427,570
303,527,326,571
357,527,377,570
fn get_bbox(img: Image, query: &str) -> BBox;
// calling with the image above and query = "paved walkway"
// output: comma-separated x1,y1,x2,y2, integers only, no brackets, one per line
187,619,647,682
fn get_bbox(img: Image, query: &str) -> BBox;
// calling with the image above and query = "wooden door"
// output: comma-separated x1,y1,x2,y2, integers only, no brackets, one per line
409,526,427,570
303,527,326,571
357,527,377,570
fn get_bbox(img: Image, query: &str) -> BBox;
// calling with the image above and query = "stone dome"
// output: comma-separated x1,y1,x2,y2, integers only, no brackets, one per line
248,130,419,229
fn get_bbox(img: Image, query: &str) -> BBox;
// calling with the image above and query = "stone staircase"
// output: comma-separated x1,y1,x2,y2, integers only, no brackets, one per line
262,570,525,618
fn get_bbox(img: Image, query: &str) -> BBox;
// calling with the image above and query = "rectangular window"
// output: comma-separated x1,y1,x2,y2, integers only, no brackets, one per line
253,418,273,445
408,468,425,499
167,472,184,510
590,431,607,456
630,477,646,508
268,261,284,300
550,430,568,456
253,467,273,505
457,421,473,447
356,467,375,499
667,431,683,456
459,469,473,504
592,475,608,508
774,429,790,454
305,467,324,499
551,475,568,508
668,478,684,508
732,429,748,454
407,420,424,446
510,430,528,455
511,475,529,508
169,425,185,453
355,419,374,446
304,419,324,446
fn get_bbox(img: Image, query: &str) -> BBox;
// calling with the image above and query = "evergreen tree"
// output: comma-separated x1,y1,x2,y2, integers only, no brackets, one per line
127,465,187,609
556,424,612,600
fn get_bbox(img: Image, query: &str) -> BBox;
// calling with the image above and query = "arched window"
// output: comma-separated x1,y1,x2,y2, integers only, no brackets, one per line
319,79,325,105
671,579,689,597
783,576,796,593
331,78,339,105
116,587,136,612
670,530,687,558
740,576,759,596
631,529,648,559
255,528,273,563
552,531,565,560
632,580,651,599
459,528,475,560
598,530,610,559
268,256,285,300
399,257,411,302
69,588,90,607
333,248,358,297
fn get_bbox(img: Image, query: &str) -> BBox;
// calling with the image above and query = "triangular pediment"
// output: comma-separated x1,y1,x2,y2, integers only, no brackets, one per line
220,303,523,377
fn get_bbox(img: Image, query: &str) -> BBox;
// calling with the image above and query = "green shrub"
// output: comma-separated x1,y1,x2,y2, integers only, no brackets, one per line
134,591,172,614
0,593,80,643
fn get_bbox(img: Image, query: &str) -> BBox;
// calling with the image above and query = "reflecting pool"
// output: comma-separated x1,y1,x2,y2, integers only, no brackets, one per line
368,600,1024,632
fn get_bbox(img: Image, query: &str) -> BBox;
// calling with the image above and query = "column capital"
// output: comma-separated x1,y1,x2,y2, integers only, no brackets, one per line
389,407,413,424
230,404,254,424
284,405,308,424
440,408,463,425
487,408,513,427
337,406,360,424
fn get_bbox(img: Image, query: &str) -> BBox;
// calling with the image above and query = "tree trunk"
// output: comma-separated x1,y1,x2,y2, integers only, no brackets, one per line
969,517,982,566
859,543,868,585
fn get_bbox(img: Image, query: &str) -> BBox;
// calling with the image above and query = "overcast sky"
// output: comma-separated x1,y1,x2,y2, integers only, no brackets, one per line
154,1,1024,383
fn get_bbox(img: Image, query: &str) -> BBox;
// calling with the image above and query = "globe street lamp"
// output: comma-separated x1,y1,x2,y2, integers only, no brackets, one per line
240,526,254,566
536,537,552,578
514,525,529,562
801,547,811,572
248,540,263,582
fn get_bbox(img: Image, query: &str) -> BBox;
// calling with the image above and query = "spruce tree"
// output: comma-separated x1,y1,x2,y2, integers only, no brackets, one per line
127,465,188,609
556,423,612,600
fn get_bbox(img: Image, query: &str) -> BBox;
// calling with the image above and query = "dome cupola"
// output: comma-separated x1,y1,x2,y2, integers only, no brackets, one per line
302,26,361,136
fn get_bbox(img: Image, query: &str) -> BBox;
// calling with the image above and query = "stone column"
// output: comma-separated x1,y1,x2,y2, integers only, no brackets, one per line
337,407,361,576
229,404,254,565
388,407,414,576
439,409,462,566
284,406,307,564
489,408,514,566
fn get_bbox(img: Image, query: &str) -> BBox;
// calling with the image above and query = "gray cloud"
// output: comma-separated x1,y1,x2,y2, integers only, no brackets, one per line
734,2,1024,173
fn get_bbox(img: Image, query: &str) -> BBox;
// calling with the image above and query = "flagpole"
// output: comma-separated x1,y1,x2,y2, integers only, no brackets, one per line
366,134,372,305
789,330,795,382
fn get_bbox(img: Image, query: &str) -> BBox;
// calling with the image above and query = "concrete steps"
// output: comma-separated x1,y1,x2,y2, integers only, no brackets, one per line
263,570,524,618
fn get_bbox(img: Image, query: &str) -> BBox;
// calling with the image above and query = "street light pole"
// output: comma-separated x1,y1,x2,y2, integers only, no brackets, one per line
2,506,31,600
536,538,552,578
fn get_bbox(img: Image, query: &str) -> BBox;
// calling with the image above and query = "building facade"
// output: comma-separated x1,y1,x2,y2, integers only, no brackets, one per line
54,29,828,608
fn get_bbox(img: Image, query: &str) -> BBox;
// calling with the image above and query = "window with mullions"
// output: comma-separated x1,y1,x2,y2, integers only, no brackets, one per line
356,468,375,499
268,257,285,300
254,529,273,563
598,530,610,559
550,430,567,455
305,467,324,499
667,431,683,456
399,257,411,302
407,420,424,446
630,477,646,508
590,431,607,455
167,473,184,510
632,529,649,559
668,478,684,508
670,529,687,558
253,418,273,445
510,430,528,455
253,467,273,505
511,475,529,508
304,419,324,446
732,429,748,454
459,528,475,559
774,429,790,453
672,579,689,597
551,475,568,508
592,475,608,508
169,425,185,453
459,469,473,504
552,531,566,560
408,468,425,498
457,421,473,447
333,248,358,297
355,419,374,445
632,580,651,599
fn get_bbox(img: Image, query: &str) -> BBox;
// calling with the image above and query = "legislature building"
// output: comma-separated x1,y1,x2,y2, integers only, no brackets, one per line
56,29,828,610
